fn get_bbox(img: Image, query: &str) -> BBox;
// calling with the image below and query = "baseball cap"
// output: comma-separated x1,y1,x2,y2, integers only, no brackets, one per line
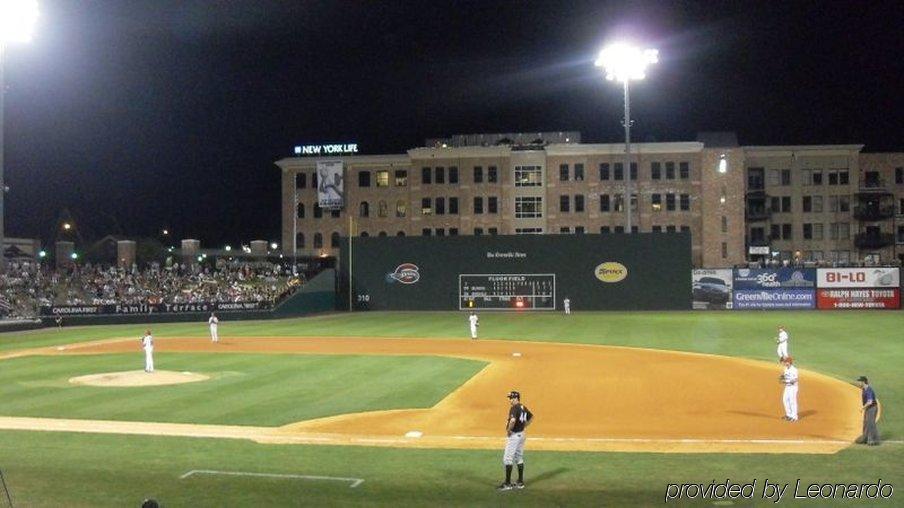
856,376,869,383
507,390,520,399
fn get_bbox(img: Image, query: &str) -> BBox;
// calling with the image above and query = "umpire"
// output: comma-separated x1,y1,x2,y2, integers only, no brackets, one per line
855,376,880,446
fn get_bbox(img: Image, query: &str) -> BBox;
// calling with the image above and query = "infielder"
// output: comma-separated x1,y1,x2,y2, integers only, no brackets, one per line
498,390,533,491
563,297,571,315
141,329,155,373
208,312,219,343
779,356,798,421
468,312,479,339
776,325,789,360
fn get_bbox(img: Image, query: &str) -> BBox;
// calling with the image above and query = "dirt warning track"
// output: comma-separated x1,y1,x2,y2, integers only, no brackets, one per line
2,337,863,454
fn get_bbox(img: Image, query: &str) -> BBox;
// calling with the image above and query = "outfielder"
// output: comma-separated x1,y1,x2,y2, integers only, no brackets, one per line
498,390,533,491
776,325,789,360
468,312,479,339
141,329,155,373
563,297,571,315
208,312,219,343
780,356,798,421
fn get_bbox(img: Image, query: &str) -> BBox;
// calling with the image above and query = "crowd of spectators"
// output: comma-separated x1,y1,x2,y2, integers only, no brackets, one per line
1,259,311,319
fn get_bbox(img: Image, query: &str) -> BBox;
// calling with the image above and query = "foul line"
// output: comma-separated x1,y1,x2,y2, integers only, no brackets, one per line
179,469,364,488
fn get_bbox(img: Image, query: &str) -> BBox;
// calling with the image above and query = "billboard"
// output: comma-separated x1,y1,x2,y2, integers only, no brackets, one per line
692,269,733,310
316,161,345,209
816,268,900,288
733,268,816,290
733,289,816,309
40,301,270,317
816,288,901,310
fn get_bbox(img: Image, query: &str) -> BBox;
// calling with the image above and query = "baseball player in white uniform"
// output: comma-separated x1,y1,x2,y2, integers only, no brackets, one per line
563,297,571,315
208,312,219,343
776,326,789,360
468,312,479,339
141,330,154,373
780,356,798,421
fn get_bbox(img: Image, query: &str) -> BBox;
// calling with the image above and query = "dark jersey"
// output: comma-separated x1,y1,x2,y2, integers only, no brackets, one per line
508,403,533,433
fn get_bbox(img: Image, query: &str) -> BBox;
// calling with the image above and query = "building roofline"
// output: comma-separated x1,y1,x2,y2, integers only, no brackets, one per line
275,154,409,170
743,144,864,152
546,142,705,156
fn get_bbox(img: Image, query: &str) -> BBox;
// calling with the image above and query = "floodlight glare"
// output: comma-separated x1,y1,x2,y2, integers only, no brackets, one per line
0,0,39,43
594,43,659,82
70,252,78,260
38,250,46,258
270,242,278,250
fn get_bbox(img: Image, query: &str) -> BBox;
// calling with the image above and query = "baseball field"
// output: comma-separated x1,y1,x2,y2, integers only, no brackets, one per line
0,310,901,506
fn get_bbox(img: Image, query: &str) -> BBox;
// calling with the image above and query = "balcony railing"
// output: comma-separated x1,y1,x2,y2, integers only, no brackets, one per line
854,233,895,249
856,178,892,195
745,208,771,221
853,205,896,221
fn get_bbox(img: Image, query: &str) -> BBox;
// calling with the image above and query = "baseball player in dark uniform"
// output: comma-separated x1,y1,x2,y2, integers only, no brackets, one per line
498,390,533,491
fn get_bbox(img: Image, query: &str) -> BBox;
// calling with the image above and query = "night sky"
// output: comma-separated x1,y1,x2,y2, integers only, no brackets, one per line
4,0,902,248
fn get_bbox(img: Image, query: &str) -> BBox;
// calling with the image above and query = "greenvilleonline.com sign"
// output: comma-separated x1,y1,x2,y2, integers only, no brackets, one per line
294,143,359,156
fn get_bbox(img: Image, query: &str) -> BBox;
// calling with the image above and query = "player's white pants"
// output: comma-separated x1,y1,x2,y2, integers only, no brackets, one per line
145,349,154,372
503,431,526,465
564,304,571,315
777,341,788,359
470,324,478,339
783,384,798,420
210,325,219,342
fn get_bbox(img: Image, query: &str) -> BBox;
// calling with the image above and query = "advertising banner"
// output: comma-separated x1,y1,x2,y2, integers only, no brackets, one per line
816,288,901,310
40,301,270,317
733,268,816,290
733,289,816,309
692,269,733,310
816,268,900,288
316,161,345,210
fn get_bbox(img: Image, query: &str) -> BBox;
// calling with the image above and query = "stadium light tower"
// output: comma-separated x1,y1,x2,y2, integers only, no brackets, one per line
0,0,39,272
595,42,658,233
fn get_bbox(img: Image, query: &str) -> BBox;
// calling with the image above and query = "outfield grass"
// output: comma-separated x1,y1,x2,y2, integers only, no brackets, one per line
0,353,484,425
1,311,901,506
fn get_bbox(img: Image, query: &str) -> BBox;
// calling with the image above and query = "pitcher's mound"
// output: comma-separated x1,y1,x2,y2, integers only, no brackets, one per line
69,370,209,387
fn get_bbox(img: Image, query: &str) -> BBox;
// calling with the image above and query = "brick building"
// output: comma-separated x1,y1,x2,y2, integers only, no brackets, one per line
276,132,904,268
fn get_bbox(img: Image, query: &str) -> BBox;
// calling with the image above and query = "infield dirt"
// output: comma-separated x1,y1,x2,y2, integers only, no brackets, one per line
0,337,862,454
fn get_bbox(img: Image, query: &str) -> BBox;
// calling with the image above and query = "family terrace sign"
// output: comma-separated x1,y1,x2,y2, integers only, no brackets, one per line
294,143,359,156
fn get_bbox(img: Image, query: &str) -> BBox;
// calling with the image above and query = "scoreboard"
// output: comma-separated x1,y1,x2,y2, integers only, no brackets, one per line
459,274,556,310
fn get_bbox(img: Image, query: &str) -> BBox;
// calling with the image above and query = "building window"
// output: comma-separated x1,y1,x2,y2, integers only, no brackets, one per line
435,167,445,184
449,197,459,215
665,162,675,180
449,166,459,184
652,225,662,233
297,203,305,218
488,227,498,235
360,231,369,238
396,200,407,218
449,228,459,236
813,223,824,240
515,197,543,218
839,195,850,212
331,208,340,218
295,233,305,249
435,228,445,237
311,171,317,188
781,169,791,186
782,196,792,212
615,226,625,233
313,233,323,248
376,170,389,187
560,195,570,213
651,162,661,180
651,194,662,212
358,171,371,187
474,197,484,214
488,166,498,183
599,163,610,181
574,194,584,212
666,193,676,211
896,167,903,185
397,231,406,237
721,216,728,233
421,167,432,184
768,169,780,186
421,198,432,215
600,195,610,212
515,228,544,234
514,166,543,186
378,231,387,237
359,201,369,218
295,173,306,188
422,228,431,236
630,163,637,181
474,166,483,183
435,197,445,215
782,223,793,240
803,196,812,212
813,195,823,212
395,170,408,186
812,170,823,185
559,164,569,182
614,163,624,181
721,242,727,259
679,162,689,179
560,227,571,234
666,225,676,233
680,194,690,211
614,194,625,212
488,197,498,214
803,223,813,239
474,227,484,236
830,222,850,240
378,200,388,218
575,226,585,234
313,203,323,219
331,232,341,247
600,226,611,233
574,164,584,181
681,226,690,235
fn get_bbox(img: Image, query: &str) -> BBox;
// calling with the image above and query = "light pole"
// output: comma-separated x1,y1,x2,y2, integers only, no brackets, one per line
0,0,39,272
595,43,658,233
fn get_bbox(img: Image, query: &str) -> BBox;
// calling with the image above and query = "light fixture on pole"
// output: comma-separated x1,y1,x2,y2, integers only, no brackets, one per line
0,0,39,272
595,43,658,233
